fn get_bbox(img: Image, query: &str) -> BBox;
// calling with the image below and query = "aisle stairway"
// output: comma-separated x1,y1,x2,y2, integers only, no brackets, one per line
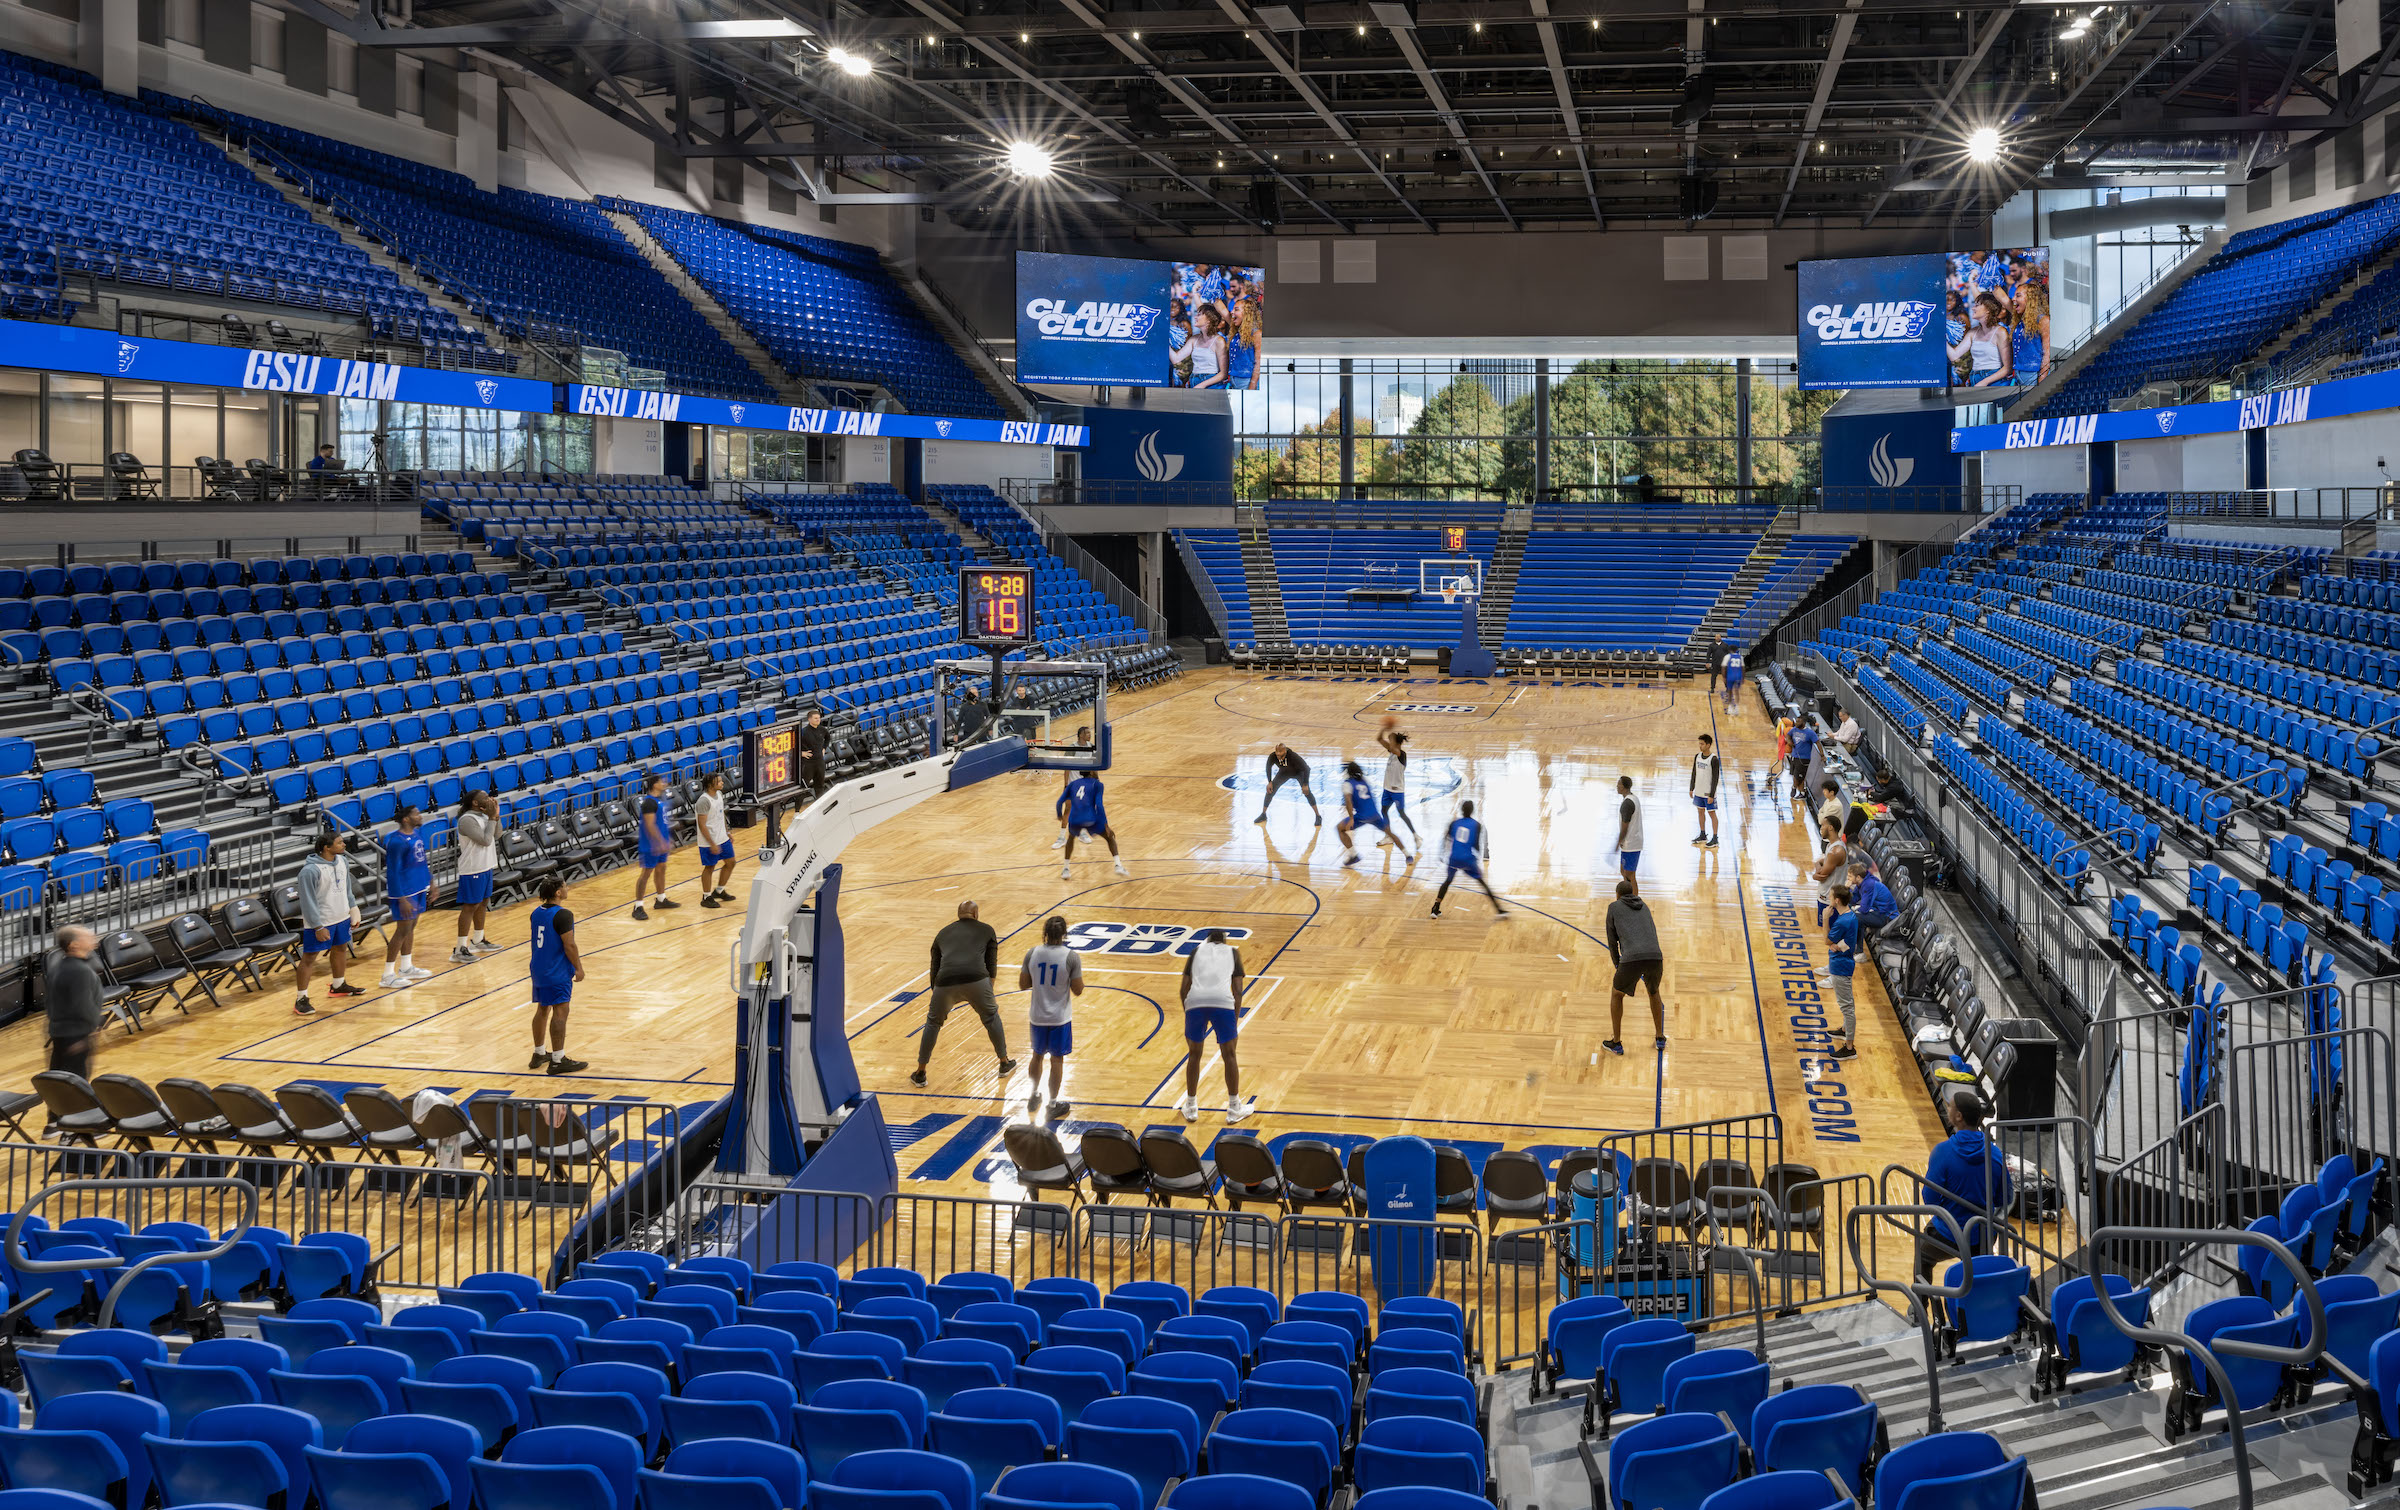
604,210,818,404
1688,508,1799,653
1479,523,1526,645
1238,519,1291,645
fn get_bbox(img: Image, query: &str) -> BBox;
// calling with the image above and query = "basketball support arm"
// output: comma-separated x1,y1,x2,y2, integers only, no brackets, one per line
719,657,1107,1181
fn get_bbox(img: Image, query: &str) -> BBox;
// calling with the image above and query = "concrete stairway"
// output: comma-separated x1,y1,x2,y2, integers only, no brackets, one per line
916,500,1010,564
605,210,817,405
1687,508,1799,653
1478,524,1526,645
2249,236,2400,385
1238,521,1291,645
890,264,1036,421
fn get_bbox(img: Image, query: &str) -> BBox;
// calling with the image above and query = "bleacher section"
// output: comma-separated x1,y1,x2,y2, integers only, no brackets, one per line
606,202,1003,419
414,474,773,559
2032,193,2400,417
0,52,484,356
1723,535,1857,649
1505,531,1754,654
177,104,771,400
929,488,1152,660
1178,530,1254,641
1268,530,1498,647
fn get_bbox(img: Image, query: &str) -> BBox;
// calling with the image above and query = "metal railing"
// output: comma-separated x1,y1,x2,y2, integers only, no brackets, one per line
1814,484,2021,516
0,828,286,975
1844,1202,1977,1434
2164,487,2400,527
1016,502,1165,642
7,1175,257,1328
0,531,433,570
1173,529,1234,641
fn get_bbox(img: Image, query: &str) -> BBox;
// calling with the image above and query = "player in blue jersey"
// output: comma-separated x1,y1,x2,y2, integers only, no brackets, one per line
527,877,588,1076
1059,770,1128,880
631,773,679,920
1336,760,1414,867
1430,800,1505,918
377,805,431,988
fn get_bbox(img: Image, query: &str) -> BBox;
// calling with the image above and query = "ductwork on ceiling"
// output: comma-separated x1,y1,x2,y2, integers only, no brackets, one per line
2046,193,2227,238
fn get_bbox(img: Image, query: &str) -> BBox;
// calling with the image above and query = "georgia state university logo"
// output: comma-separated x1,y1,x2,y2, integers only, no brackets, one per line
1806,301,1938,344
1066,921,1253,955
1025,298,1163,342
935,420,953,437
116,341,140,374
1867,434,1916,488
474,379,499,405
729,404,745,425
1135,431,1184,483
2157,410,2177,434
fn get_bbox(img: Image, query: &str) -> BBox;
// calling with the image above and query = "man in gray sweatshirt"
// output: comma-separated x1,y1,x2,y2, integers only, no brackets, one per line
1602,880,1667,1056
44,926,104,1082
295,833,366,1017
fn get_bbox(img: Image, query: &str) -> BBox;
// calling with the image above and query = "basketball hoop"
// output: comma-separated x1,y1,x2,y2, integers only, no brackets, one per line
1439,586,1457,605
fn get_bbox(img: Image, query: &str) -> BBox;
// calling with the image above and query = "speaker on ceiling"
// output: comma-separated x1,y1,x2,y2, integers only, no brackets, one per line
1671,74,1715,127
1248,180,1282,226
1124,83,1170,136
1679,175,1718,220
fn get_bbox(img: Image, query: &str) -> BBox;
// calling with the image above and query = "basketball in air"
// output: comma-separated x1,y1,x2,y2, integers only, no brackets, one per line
1380,715,1398,731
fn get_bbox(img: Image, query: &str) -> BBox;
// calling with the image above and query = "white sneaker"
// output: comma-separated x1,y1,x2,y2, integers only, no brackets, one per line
449,946,477,964
1225,1095,1256,1123
401,966,433,982
1175,1095,1200,1121
1112,858,1128,875
1051,834,1066,849
377,970,400,988
1060,863,1072,881
472,939,504,955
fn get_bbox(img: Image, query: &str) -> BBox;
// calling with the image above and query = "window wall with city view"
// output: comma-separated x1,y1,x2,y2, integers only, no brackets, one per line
1227,357,1838,501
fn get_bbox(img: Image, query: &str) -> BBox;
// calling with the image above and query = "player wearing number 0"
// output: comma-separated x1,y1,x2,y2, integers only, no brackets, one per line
1058,769,1128,880
1017,915,1084,1119
1337,760,1413,866
1430,801,1506,918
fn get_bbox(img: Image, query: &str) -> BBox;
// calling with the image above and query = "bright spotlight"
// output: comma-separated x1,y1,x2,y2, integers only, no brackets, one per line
827,46,873,76
1006,140,1055,179
1966,125,2003,164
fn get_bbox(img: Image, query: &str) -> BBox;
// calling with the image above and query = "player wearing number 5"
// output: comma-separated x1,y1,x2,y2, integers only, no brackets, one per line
1058,770,1129,880
1018,915,1084,1119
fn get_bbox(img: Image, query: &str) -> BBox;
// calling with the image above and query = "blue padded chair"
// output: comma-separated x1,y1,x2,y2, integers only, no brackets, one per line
841,1297,943,1358
1129,1352,1238,1424
529,1361,669,1453
0,1429,130,1510
839,1269,929,1310
1353,1414,1485,1498
744,1292,840,1348
326,1415,475,1510
469,1320,581,1386
179,1340,289,1398
140,1362,262,1435
655,1439,806,1510
1194,1287,1278,1352
20,1358,135,1413
2036,1276,2153,1395
1694,1472,1855,1510
1377,1298,1467,1350
1537,1295,1629,1405
636,1467,776,1510
1369,1328,1465,1379
1047,1311,1144,1371
814,1448,974,1510
1749,1385,1879,1497
1102,1282,1191,1343
470,1459,609,1510
1015,1346,1124,1426
1281,1294,1367,1356
1873,1432,2027,1510
1165,1475,1314,1510
1206,1407,1340,1509
1242,1359,1353,1446
1017,1280,1100,1336
1597,1318,1693,1435
1152,1316,1249,1371
987,1462,1143,1510
930,1273,1014,1316
929,1388,1065,1496
307,1446,451,1510
33,1395,165,1510
945,1304,1042,1359
2312,1274,2399,1392
696,1324,803,1382
1661,1351,1769,1438
58,1334,167,1388
1256,1323,1351,1376
1363,1366,1476,1429
493,1426,639,1510
267,1369,387,1450
459,1274,544,1313
900,1338,1014,1411
2281,1183,2341,1274
798,1334,906,1398
2170,1296,2295,1435
661,1369,798,1447
1937,1255,2031,1358
1064,1395,1201,1509
0,1493,114,1510
434,1289,520,1329
756,1262,839,1300
794,1378,930,1477
581,1316,694,1385
398,1378,520,1457
1603,1411,1741,1510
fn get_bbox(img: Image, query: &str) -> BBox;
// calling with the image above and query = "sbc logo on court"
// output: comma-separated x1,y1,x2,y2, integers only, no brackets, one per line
1067,921,1253,955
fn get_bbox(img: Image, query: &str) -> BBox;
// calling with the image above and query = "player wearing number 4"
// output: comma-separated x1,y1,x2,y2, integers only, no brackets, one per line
1058,768,1128,880
1018,914,1084,1119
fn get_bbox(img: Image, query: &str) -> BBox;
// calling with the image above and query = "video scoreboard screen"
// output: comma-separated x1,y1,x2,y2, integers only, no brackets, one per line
743,718,806,801
960,567,1036,647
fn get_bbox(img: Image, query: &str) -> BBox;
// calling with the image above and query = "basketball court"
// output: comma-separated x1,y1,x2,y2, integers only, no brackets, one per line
0,665,1945,1223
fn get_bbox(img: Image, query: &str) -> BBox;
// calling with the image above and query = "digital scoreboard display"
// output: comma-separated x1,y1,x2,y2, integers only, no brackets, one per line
960,567,1036,647
743,719,805,801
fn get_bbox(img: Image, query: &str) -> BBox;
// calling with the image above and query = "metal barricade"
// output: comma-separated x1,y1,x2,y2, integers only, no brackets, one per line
1274,1211,1488,1357
1074,1203,1278,1296
2226,1026,2399,1222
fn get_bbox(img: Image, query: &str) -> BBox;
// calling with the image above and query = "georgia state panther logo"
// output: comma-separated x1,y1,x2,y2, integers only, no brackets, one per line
729,404,746,424
1806,301,1938,343
116,341,140,374
936,420,954,437
474,379,499,405
2156,410,2178,434
1867,434,1915,488
1066,921,1253,955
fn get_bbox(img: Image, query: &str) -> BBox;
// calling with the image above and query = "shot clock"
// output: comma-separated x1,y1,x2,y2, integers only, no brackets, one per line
743,718,805,801
960,566,1037,648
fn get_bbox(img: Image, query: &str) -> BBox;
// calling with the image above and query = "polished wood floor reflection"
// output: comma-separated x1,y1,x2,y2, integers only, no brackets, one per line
0,667,1950,1213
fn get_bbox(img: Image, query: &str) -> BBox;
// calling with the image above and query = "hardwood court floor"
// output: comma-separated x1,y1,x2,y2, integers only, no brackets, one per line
0,666,1951,1224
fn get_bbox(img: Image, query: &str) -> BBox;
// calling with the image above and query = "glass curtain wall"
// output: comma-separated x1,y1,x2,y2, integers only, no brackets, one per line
335,402,587,473
1230,357,1835,501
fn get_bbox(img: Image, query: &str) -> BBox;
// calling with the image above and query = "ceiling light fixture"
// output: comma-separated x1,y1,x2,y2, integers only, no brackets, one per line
827,46,872,76
1006,140,1055,178
1966,125,2004,163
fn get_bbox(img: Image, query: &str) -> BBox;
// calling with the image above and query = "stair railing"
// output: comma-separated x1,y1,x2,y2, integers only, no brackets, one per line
1174,531,1235,643
9,1176,258,1328
2084,1223,2327,1510
1843,1200,1977,1434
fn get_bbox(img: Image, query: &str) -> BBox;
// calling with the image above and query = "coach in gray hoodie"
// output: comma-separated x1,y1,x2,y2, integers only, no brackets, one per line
1603,880,1666,1055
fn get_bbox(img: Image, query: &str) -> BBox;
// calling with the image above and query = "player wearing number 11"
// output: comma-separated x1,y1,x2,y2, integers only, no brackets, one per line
1018,914,1083,1119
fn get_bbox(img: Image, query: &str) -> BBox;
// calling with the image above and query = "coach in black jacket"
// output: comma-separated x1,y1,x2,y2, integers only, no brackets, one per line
1256,744,1320,823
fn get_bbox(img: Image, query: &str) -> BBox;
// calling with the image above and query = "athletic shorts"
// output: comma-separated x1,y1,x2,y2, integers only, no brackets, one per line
701,840,735,866
1068,820,1108,839
1445,858,1483,882
1184,1006,1239,1044
1726,667,1744,686
1348,809,1387,832
639,844,671,869
1613,958,1664,994
1620,849,1640,871
454,872,493,907
1787,756,1811,781
532,977,574,1009
1692,795,1716,812
1030,1022,1073,1058
390,889,427,920
1380,790,1407,815
301,920,351,955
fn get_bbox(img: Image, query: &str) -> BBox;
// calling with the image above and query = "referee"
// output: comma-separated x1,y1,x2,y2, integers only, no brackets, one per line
799,709,831,795
1255,743,1319,823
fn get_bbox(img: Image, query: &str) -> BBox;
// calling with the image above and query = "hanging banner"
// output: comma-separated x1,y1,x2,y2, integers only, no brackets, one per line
0,316,557,412
566,384,1087,447
1951,376,2347,452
